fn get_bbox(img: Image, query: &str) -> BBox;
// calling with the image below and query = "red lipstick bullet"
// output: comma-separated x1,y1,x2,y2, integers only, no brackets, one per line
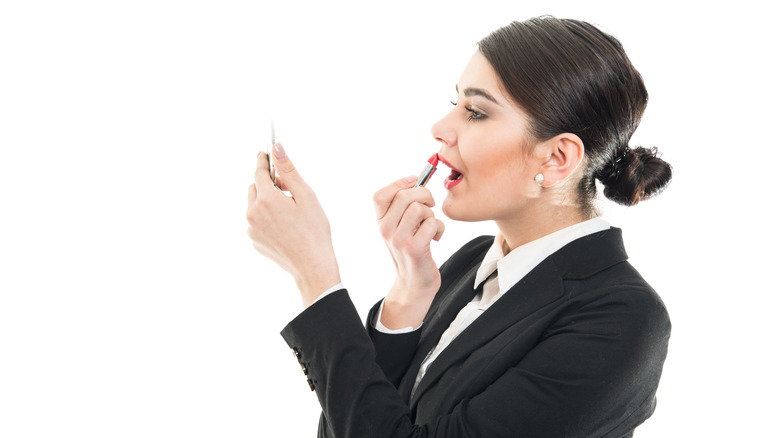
414,154,439,187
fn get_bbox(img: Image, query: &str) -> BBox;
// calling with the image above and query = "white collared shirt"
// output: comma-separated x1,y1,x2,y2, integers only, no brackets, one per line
472,217,611,296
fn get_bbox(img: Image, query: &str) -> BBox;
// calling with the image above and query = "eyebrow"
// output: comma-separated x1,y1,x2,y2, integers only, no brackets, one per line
455,85,501,106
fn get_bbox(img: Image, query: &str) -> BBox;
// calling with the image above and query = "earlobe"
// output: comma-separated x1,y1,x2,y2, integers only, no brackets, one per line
538,133,584,187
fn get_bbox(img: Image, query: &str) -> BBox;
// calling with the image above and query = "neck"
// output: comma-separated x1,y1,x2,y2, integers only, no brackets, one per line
495,204,591,251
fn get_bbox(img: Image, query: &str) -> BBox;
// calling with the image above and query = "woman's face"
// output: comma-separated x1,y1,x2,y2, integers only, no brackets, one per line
433,51,543,223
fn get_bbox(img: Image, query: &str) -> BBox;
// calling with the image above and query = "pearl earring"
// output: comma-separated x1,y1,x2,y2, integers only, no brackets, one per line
534,173,545,185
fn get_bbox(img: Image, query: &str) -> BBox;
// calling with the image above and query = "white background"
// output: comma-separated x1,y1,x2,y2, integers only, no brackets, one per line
1,0,778,436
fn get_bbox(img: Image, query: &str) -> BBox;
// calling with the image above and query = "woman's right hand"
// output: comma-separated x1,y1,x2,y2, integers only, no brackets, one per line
373,176,445,330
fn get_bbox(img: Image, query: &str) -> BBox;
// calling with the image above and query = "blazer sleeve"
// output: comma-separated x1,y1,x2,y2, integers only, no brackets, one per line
366,301,422,389
281,290,419,437
280,280,670,438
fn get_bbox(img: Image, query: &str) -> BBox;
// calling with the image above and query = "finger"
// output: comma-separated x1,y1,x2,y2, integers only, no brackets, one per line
380,187,436,234
373,176,421,220
394,201,435,247
411,217,444,247
429,218,446,242
248,183,257,203
271,143,309,197
254,151,276,194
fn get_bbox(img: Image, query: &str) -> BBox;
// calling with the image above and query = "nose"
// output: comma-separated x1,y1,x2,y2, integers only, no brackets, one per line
431,112,456,148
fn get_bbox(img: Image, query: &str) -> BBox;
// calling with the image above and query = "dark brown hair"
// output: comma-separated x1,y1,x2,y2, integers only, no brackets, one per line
478,16,672,211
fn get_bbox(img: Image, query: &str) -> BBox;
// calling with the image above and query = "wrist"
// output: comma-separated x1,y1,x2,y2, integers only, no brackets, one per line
386,277,438,306
379,298,431,331
295,259,341,308
380,280,437,330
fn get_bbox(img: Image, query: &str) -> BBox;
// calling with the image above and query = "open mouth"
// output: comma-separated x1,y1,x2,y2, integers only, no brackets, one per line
438,156,464,190
447,169,463,182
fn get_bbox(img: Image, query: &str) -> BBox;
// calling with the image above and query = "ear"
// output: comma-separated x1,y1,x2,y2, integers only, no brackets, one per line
538,133,584,187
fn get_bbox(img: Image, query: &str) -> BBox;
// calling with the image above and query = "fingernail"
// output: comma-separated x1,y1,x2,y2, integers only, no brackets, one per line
273,142,287,160
403,175,418,183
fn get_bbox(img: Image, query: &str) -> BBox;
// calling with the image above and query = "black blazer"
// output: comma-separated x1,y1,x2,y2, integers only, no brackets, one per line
281,228,670,437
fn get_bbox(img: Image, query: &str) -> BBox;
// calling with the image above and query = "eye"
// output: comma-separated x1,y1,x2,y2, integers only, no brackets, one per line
450,100,486,121
465,106,485,121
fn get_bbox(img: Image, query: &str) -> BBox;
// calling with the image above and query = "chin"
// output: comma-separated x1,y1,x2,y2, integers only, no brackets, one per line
442,197,487,222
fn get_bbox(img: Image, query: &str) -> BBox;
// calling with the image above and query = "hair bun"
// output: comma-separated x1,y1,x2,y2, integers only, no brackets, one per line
597,146,673,206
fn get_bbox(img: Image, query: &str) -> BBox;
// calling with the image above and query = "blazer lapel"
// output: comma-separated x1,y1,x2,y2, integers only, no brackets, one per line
408,228,628,409
408,258,564,408
397,262,482,403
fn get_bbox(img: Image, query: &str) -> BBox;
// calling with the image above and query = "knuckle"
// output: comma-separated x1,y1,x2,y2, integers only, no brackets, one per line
246,198,270,224
378,222,393,240
372,190,386,205
396,189,413,204
418,218,433,235
246,207,260,225
408,202,429,217
246,212,256,227
414,188,434,206
396,180,412,190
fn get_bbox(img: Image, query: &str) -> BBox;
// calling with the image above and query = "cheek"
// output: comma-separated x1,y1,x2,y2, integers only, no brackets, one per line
470,148,529,189
470,152,539,213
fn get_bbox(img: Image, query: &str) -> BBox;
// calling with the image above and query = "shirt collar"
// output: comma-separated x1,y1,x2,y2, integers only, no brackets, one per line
474,217,611,294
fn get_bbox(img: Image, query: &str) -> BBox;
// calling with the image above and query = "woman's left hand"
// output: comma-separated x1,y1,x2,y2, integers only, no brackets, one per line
246,143,341,307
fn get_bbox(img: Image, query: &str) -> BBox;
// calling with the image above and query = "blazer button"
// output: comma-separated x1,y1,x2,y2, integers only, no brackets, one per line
292,348,301,360
306,378,316,391
300,363,308,375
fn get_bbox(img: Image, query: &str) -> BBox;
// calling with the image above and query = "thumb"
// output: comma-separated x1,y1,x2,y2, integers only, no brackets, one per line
272,142,309,196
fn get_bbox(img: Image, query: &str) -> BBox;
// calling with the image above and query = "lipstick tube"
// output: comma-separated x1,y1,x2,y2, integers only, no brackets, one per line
414,154,439,187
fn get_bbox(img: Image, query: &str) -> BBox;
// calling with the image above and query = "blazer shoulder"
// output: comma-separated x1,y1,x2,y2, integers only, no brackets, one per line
553,227,627,280
551,228,670,337
558,259,671,353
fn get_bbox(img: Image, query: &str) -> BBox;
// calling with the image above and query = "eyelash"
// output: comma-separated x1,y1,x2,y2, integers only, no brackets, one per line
450,101,486,121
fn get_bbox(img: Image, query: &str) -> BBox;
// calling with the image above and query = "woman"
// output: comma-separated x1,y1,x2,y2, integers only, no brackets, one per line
247,16,672,437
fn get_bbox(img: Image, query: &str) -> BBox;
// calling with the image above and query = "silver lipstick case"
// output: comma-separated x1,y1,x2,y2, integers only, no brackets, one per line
414,162,437,188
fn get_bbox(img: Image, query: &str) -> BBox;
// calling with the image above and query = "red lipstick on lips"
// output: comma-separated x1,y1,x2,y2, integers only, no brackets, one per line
413,154,439,187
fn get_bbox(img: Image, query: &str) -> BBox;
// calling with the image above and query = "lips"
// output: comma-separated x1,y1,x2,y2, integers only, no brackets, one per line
438,155,464,190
